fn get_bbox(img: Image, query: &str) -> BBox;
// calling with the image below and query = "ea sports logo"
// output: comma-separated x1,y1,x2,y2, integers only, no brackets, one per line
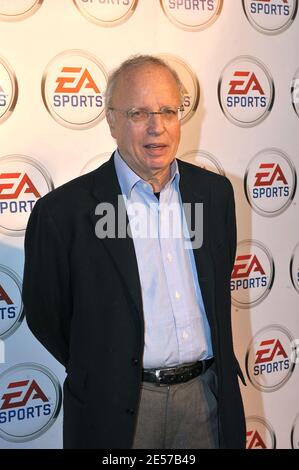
179,150,225,175
0,56,18,124
291,67,299,118
0,266,24,340
160,0,223,31
0,0,43,21
158,54,199,124
42,50,108,129
231,240,274,308
0,363,61,442
243,0,297,35
290,242,299,293
80,152,111,176
73,0,138,26
246,416,276,449
0,155,53,236
218,56,274,127
244,148,297,217
246,325,296,392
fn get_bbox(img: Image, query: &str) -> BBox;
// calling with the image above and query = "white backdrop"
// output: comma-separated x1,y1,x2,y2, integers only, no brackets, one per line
0,0,298,449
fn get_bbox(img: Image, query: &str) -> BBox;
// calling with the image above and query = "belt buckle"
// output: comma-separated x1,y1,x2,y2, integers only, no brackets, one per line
155,368,171,386
155,368,162,385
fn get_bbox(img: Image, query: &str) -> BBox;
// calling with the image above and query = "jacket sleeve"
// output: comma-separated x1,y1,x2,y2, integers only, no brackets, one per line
22,197,71,367
225,179,247,386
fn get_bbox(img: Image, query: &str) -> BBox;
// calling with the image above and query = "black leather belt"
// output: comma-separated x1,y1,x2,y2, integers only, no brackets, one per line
142,358,214,386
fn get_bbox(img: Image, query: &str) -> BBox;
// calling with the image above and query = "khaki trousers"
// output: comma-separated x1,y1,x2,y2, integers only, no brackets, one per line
132,365,219,449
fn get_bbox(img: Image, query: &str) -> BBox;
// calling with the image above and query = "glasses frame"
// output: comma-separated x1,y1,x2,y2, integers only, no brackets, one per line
108,105,185,123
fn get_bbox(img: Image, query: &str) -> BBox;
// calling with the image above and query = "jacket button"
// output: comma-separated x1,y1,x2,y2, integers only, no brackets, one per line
126,409,135,415
132,358,138,365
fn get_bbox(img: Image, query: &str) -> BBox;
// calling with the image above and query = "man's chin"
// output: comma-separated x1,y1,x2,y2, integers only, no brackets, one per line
145,153,174,166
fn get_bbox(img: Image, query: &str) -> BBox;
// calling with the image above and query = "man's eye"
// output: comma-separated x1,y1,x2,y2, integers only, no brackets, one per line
129,110,147,120
163,109,176,116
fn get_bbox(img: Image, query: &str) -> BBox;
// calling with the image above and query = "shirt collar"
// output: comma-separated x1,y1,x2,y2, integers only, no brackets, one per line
114,149,180,199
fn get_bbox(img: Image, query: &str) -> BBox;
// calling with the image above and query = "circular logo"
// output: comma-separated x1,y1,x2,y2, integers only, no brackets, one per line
231,240,274,308
291,67,299,118
0,266,24,340
160,0,223,31
179,150,225,175
0,363,62,442
0,155,54,236
73,0,138,26
41,50,108,130
246,416,276,449
218,56,274,127
80,152,111,176
245,325,296,392
244,148,297,217
0,0,43,21
291,413,299,449
243,0,297,35
290,242,299,293
158,54,199,124
0,56,18,124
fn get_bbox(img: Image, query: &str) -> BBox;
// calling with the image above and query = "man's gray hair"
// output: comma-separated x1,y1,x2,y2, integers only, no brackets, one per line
105,54,184,110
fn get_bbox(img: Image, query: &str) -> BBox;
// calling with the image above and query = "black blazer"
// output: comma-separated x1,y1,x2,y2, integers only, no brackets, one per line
22,155,246,449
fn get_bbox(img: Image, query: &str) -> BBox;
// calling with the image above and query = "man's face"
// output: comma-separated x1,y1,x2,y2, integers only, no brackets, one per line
106,64,182,181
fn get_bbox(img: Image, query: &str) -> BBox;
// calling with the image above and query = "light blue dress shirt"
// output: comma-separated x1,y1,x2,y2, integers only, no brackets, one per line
114,150,213,368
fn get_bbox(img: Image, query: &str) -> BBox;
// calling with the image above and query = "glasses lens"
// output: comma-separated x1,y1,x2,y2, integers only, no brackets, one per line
161,108,178,121
126,107,184,123
128,109,149,122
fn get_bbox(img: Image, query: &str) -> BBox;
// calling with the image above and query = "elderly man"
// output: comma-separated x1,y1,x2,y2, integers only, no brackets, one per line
22,55,246,449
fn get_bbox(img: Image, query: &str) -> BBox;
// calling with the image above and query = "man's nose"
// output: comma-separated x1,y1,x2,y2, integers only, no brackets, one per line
147,112,165,134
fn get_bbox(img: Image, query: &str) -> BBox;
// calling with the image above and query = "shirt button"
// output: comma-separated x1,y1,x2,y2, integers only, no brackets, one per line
167,253,173,262
182,331,189,340
175,291,181,299
131,358,138,366
126,409,135,415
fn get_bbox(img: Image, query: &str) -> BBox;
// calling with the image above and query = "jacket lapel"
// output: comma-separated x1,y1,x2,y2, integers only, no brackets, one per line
178,160,216,331
89,155,143,319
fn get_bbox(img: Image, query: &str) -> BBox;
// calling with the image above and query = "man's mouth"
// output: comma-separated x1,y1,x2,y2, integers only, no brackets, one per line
144,143,167,149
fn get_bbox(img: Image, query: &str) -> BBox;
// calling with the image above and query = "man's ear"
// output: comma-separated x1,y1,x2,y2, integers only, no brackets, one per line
106,110,116,139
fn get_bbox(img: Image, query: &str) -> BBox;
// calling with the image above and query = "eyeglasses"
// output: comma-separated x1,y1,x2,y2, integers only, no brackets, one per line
108,105,184,123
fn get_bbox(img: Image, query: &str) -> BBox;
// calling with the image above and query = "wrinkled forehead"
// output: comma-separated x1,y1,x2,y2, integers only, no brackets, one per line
121,63,175,81
112,64,181,106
